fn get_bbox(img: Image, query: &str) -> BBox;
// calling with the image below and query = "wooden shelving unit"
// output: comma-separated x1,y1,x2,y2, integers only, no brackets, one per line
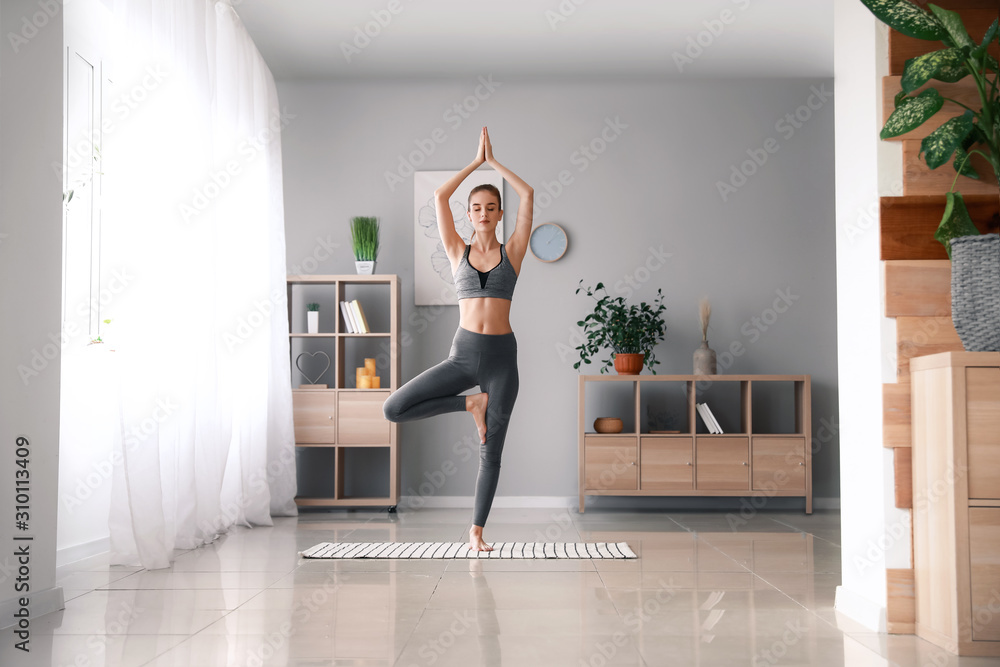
578,374,812,513
911,351,1000,656
287,275,400,509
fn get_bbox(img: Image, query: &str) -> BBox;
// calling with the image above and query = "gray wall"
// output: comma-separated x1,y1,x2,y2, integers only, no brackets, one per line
0,0,65,628
278,77,839,507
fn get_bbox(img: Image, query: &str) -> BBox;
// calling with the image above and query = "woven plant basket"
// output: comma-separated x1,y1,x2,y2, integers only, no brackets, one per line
950,234,1000,352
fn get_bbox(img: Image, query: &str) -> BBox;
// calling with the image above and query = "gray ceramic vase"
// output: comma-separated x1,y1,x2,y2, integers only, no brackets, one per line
693,340,717,375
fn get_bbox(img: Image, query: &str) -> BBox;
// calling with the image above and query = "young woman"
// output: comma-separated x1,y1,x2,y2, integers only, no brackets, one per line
383,126,533,551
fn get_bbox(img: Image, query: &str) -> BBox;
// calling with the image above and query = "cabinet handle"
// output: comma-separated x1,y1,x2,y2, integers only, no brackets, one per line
329,415,333,420
798,462,804,466
687,462,692,466
630,462,636,466
742,462,748,466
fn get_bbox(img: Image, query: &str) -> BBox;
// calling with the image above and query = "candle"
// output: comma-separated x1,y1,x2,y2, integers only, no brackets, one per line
371,375,381,389
356,367,370,384
365,358,376,375
358,374,372,389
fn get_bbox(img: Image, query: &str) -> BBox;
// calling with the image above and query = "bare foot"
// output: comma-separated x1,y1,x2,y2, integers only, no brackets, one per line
466,392,488,444
469,525,493,552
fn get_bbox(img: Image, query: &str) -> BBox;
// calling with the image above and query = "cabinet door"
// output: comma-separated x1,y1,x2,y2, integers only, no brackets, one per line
338,391,391,444
967,368,1000,500
969,508,1000,641
696,437,749,490
585,436,637,491
640,437,693,490
293,391,336,444
752,437,806,492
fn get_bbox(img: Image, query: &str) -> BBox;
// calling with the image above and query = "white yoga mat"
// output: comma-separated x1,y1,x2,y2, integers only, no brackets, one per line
299,541,637,559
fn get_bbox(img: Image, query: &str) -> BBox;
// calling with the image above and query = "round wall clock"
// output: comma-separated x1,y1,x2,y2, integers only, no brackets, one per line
529,222,568,262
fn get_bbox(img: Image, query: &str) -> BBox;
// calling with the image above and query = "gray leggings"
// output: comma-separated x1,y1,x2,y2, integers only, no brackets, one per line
382,327,518,527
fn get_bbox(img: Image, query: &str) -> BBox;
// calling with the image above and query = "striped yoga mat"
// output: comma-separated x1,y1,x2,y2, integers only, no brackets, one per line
300,542,637,559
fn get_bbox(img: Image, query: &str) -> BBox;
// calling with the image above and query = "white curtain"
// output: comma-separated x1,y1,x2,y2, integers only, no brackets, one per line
99,0,296,569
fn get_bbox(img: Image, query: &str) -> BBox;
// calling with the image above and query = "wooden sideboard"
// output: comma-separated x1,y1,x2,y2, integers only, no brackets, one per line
578,374,812,513
911,351,1000,656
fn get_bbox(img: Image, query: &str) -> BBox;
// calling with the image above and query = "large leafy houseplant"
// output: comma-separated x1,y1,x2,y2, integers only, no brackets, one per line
861,0,997,255
574,281,667,374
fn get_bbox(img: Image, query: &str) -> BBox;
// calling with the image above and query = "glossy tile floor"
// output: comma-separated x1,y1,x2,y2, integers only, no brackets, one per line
4,508,1000,666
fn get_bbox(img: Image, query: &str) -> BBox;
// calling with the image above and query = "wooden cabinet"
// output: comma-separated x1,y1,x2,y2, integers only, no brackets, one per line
337,391,392,445
968,367,1000,500
584,436,637,491
969,508,1000,642
696,437,749,490
911,351,1000,656
292,391,336,445
578,374,812,513
640,437,693,490
288,275,400,509
752,437,807,492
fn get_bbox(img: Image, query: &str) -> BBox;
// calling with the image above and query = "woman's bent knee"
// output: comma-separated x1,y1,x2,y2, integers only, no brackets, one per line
382,396,402,422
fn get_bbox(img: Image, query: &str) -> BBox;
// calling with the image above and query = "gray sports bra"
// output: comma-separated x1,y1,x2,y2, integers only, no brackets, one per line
454,244,518,301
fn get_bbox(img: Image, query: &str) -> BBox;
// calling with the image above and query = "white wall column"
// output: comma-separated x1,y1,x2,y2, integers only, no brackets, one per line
833,0,911,632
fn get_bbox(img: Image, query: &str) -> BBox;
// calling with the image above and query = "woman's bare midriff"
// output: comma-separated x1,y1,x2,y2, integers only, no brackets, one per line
458,298,513,334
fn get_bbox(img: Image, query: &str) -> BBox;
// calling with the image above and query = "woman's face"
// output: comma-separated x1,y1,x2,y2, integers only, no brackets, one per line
467,191,502,234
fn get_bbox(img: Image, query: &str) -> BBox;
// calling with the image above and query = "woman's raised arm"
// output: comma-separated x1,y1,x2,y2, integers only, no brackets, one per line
483,127,533,274
435,130,486,266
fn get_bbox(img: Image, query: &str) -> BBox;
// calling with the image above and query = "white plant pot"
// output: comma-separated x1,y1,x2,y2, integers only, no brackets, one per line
307,311,319,334
355,260,376,275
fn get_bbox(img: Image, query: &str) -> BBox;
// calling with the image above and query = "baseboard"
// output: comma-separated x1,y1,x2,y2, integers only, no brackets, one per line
400,495,842,511
0,586,65,631
56,536,110,569
834,585,887,632
400,496,576,510
814,497,841,510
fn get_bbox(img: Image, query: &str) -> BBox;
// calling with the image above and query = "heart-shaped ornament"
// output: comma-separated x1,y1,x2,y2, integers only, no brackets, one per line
296,350,331,385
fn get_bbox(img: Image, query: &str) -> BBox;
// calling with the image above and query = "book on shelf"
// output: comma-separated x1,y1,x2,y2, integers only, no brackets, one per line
704,402,724,433
351,299,371,333
340,300,356,333
697,403,724,434
696,403,714,433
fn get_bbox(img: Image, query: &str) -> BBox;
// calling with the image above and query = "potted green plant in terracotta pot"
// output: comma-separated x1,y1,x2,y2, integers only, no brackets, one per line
350,216,380,275
574,281,667,375
861,0,1000,351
